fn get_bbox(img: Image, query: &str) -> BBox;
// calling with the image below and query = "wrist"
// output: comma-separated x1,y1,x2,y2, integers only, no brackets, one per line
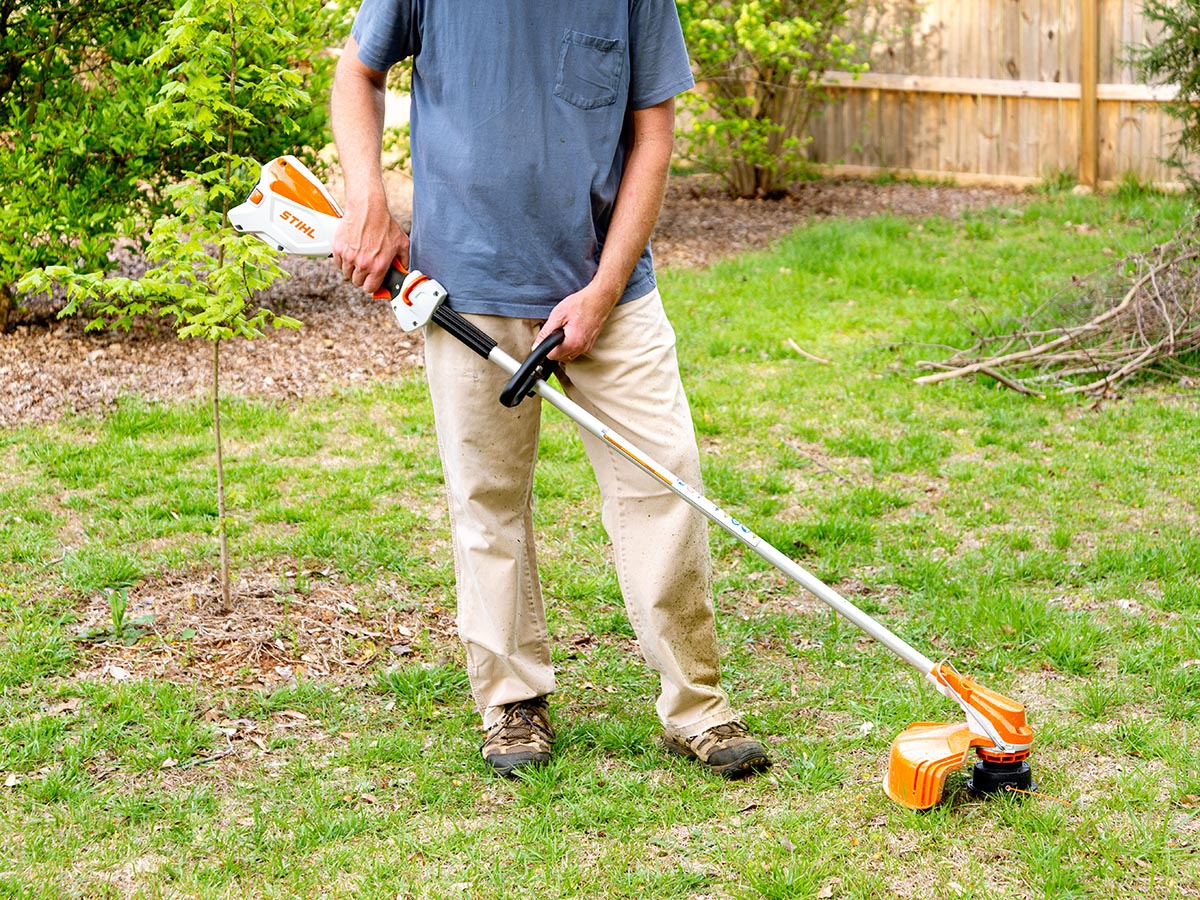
589,270,626,308
345,185,390,217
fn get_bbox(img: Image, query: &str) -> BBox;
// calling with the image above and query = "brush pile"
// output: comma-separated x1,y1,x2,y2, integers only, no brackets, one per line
915,215,1200,398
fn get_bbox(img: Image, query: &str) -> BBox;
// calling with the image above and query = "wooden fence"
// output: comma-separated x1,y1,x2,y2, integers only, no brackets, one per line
808,0,1190,188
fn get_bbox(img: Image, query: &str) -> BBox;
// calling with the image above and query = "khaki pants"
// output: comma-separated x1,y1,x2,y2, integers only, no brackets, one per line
424,289,737,735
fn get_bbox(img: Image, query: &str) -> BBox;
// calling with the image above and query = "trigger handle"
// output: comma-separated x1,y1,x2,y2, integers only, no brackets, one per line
373,258,409,301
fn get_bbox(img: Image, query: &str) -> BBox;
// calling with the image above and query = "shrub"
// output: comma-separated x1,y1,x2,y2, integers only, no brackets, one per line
0,0,344,331
1130,0,1200,188
0,1,174,331
676,0,868,198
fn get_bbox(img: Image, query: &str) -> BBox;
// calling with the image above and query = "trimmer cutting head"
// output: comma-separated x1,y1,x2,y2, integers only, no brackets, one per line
968,755,1037,797
884,663,1035,809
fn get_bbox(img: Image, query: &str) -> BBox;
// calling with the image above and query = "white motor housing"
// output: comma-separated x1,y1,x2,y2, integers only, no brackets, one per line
229,156,343,257
232,156,448,332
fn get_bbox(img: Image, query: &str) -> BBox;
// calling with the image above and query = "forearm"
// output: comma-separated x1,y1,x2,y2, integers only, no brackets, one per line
330,37,409,291
591,99,676,306
533,98,677,360
331,38,390,215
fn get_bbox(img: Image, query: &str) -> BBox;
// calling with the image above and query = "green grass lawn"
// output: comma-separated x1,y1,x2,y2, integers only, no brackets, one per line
2,185,1198,899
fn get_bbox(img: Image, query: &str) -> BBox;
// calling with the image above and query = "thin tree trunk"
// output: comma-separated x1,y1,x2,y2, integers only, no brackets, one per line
213,338,231,610
212,2,236,612
0,283,11,333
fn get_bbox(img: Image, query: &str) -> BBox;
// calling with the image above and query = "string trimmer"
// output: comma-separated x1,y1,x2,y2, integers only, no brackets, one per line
231,156,1037,809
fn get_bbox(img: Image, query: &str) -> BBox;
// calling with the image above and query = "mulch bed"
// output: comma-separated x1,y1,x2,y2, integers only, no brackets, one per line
1,177,1025,429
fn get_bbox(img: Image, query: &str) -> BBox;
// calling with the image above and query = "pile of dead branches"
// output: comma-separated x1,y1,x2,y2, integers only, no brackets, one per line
915,215,1200,398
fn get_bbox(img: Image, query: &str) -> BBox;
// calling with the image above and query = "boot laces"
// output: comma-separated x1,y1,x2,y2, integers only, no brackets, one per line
493,701,551,744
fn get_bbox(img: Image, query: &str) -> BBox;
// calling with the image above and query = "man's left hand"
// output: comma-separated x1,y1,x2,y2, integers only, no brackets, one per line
534,282,620,362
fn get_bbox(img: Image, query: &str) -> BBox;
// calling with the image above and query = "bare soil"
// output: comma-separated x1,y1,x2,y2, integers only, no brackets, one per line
71,568,459,688
1,177,1025,429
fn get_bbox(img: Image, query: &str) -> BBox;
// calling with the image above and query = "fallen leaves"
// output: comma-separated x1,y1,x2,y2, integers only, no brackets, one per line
45,697,83,715
100,663,132,681
816,877,842,898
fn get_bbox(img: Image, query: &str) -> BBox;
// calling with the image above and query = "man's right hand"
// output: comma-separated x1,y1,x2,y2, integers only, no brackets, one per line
332,197,410,296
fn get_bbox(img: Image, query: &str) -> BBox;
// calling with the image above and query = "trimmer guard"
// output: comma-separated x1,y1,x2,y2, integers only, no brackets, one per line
884,722,991,810
886,665,1035,810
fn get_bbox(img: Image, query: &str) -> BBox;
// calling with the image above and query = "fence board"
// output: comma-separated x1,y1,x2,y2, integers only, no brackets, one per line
809,0,1193,187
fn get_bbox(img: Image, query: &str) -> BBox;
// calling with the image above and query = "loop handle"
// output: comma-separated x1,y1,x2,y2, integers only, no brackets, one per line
499,330,565,407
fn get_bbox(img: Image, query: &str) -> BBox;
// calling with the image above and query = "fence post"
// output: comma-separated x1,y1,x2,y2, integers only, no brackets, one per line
1080,0,1100,187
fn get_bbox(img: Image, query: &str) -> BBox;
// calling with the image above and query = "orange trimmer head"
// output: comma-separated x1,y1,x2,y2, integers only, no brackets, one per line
885,663,1035,810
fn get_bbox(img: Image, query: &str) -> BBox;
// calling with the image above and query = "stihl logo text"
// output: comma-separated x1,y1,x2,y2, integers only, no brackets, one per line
279,210,317,239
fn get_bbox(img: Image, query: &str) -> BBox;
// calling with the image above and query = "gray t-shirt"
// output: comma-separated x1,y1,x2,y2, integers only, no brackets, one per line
351,0,695,318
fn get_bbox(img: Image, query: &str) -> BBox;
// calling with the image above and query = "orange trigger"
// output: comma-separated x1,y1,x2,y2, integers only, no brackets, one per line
400,274,429,308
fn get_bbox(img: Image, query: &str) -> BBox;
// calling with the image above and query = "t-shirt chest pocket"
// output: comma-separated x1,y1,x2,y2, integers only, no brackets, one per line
554,30,626,110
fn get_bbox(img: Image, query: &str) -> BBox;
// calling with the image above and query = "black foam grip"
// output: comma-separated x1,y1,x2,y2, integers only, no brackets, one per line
431,305,498,360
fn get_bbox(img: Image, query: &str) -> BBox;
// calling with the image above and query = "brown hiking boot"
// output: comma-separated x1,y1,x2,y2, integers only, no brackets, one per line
481,697,554,776
663,721,772,779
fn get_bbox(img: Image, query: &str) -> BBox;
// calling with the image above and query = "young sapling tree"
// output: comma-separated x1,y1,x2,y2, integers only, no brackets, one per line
20,0,331,608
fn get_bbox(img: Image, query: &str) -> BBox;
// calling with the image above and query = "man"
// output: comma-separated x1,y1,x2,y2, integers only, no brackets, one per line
331,1,770,779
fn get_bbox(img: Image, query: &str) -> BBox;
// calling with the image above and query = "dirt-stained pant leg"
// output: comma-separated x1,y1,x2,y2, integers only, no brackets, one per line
556,290,736,735
425,315,554,728
424,291,738,735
